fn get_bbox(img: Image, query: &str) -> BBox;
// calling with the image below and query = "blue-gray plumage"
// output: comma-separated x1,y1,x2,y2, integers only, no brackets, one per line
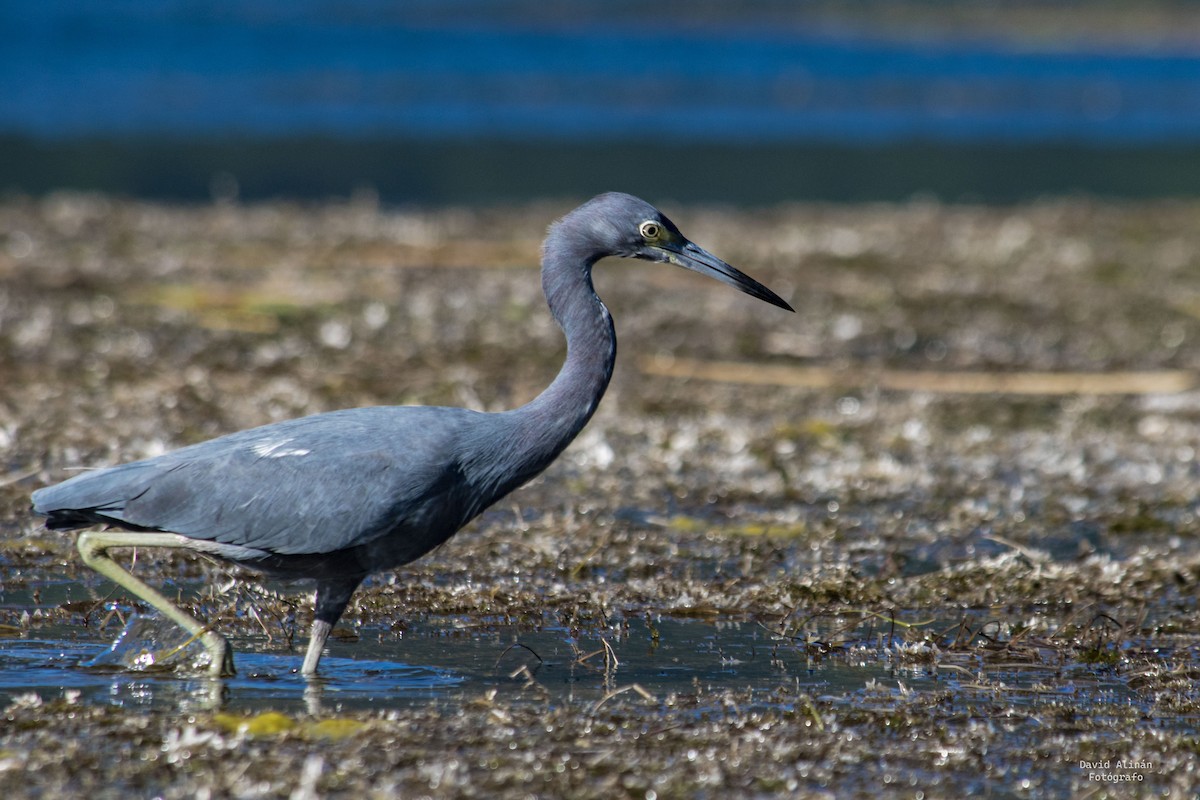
31,192,793,678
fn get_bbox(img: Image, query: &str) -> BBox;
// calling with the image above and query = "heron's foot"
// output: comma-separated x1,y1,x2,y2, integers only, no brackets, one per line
73,532,238,678
156,628,235,677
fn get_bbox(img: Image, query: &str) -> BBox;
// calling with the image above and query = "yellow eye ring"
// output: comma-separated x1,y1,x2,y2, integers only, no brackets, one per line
639,221,662,241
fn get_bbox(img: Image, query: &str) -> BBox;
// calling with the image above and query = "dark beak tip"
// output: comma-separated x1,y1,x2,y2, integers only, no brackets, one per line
669,241,793,313
761,293,794,313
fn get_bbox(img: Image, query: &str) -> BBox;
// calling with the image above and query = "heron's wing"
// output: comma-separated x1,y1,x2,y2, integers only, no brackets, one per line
32,407,480,556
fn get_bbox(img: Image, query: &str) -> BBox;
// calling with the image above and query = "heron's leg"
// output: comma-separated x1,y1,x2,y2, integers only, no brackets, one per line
75,530,235,678
301,576,362,676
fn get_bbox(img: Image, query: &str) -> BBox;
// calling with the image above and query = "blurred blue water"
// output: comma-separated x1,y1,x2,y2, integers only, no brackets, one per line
4,0,1200,144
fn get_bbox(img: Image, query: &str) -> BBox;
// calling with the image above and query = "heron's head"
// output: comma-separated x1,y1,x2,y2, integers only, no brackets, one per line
565,192,794,312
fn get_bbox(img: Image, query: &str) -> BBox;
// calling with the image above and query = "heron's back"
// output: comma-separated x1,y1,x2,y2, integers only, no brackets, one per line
32,405,504,572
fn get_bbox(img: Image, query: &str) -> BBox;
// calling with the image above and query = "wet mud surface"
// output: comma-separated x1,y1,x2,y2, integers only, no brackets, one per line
2,194,1200,797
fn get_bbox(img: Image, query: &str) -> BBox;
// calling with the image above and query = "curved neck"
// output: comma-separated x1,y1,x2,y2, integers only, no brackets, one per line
508,230,616,469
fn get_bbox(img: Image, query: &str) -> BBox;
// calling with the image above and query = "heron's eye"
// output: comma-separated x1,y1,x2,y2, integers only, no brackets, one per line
639,221,662,241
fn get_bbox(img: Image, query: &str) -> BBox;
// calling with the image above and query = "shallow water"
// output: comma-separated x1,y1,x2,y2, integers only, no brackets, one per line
0,632,461,713
0,606,917,714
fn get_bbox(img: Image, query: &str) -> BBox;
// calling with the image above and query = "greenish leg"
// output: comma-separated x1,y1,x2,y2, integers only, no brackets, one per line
76,530,236,678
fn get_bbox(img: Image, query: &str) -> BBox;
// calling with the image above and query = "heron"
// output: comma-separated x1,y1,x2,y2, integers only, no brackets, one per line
31,192,793,678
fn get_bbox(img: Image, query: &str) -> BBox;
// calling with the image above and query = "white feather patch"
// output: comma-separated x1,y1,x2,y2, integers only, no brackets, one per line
251,438,312,458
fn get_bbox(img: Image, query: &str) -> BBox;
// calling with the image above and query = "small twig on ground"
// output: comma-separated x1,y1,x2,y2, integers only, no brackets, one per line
589,683,654,717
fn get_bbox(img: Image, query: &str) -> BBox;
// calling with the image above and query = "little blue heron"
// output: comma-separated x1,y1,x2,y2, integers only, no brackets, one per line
31,192,793,678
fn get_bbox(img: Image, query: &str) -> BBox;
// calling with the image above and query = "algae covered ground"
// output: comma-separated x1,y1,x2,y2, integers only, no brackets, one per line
2,194,1200,797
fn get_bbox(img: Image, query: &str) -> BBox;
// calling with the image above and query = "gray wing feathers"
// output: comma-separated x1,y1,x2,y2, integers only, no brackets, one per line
32,407,479,556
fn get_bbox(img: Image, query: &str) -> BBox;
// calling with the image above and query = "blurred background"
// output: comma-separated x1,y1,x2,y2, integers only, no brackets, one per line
3,0,1200,205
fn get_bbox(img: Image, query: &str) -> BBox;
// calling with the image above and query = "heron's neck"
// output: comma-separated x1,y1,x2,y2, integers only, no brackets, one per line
510,239,616,467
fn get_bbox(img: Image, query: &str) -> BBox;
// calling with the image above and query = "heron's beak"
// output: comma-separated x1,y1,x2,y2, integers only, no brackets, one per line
653,240,794,312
